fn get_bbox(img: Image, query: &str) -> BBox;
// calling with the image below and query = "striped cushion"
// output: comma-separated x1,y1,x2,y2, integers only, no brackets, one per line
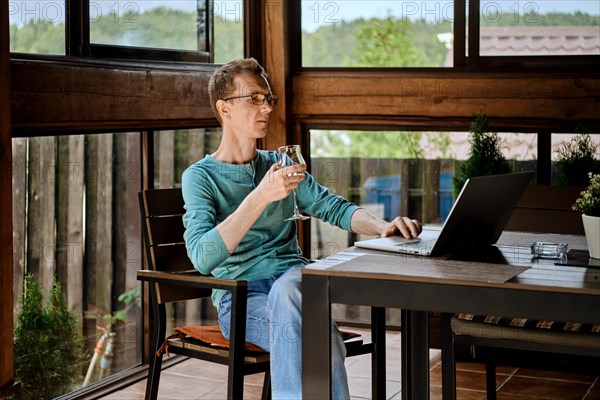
457,313,600,334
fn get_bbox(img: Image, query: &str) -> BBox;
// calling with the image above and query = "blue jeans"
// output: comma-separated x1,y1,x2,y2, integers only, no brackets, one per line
217,266,350,400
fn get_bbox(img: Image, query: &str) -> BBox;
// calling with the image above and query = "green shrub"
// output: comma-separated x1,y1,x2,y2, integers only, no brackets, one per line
453,111,512,197
555,126,600,186
12,274,88,400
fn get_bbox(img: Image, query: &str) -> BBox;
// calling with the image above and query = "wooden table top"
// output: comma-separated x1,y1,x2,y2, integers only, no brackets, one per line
303,232,600,295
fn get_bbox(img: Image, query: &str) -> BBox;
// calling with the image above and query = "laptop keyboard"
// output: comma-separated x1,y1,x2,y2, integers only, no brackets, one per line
396,239,436,252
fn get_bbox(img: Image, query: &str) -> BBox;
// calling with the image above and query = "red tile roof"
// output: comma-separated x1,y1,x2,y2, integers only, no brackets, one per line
480,26,600,55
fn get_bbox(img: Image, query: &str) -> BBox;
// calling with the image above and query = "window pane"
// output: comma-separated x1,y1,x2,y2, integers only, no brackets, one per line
153,128,222,189
9,1,65,54
302,1,454,67
309,129,537,249
480,1,600,56
90,1,209,51
152,128,222,333
12,133,142,396
214,0,244,63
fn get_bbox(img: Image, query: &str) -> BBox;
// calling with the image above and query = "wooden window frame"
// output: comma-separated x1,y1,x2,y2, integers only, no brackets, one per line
64,0,213,62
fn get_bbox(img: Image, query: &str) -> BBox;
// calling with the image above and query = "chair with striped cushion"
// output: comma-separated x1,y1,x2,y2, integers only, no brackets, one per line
441,187,599,400
441,312,600,399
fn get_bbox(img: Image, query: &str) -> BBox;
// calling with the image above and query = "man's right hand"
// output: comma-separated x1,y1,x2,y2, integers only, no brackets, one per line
255,163,306,203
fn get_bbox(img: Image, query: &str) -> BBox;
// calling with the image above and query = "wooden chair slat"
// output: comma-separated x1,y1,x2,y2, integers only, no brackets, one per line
153,282,212,304
146,216,185,246
150,243,194,273
142,188,185,216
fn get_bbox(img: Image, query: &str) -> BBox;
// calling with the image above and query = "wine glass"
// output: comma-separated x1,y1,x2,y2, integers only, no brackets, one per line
278,145,310,221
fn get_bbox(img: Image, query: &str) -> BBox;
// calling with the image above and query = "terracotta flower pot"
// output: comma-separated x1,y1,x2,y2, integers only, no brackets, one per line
582,214,600,259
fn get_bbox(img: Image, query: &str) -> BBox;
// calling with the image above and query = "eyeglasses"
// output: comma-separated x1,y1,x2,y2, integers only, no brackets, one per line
222,93,278,107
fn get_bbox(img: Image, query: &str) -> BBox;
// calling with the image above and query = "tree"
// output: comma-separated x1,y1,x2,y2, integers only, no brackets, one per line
351,16,425,67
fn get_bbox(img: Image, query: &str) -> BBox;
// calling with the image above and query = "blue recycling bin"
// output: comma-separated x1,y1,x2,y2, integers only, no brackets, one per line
439,172,454,221
363,175,402,222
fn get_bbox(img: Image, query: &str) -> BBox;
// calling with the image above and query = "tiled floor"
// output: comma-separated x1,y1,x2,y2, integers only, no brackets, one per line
103,328,600,400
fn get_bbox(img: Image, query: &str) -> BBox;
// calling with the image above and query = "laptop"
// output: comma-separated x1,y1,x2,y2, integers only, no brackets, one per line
354,171,534,257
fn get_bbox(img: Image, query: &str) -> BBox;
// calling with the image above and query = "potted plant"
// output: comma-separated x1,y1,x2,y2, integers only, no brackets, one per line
572,172,600,259
453,111,511,197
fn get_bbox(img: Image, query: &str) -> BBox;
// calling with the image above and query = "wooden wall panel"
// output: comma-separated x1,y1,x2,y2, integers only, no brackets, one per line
293,73,600,131
11,59,219,134
261,0,291,150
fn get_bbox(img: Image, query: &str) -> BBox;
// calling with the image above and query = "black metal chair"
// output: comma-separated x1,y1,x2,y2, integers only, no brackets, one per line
137,188,381,400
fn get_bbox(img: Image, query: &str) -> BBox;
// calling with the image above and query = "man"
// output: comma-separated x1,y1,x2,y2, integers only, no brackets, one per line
182,57,422,399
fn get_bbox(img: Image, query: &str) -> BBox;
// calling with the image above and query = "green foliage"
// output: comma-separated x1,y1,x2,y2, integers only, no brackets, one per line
481,11,600,26
12,274,88,400
312,130,424,158
351,16,425,67
102,286,141,329
453,111,511,196
10,20,64,54
573,173,600,217
302,20,361,67
555,127,600,186
214,15,244,63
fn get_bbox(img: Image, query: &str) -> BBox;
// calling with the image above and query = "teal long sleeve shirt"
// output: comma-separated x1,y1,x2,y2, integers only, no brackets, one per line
181,150,359,306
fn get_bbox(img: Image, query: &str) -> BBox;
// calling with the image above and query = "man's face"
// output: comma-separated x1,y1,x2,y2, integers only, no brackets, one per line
219,72,274,139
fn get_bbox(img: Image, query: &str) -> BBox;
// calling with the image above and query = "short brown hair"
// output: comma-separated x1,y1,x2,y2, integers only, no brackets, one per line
208,58,269,123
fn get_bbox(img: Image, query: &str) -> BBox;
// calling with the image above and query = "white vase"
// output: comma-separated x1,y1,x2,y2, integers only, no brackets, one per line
582,214,600,259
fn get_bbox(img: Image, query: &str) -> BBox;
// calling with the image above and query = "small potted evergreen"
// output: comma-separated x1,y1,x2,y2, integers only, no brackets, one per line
453,111,511,197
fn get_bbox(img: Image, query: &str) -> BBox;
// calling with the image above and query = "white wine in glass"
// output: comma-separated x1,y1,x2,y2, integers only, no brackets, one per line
277,145,310,221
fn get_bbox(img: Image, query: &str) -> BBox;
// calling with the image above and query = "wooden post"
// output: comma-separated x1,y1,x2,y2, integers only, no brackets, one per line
12,138,26,319
0,0,18,392
261,0,290,150
423,159,441,224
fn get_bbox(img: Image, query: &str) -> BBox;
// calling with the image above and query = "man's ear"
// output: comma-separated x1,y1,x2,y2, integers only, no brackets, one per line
216,99,229,120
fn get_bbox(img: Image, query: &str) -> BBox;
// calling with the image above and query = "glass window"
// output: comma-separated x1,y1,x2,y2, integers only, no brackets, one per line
214,0,244,63
9,0,65,54
90,1,209,51
309,128,538,251
301,0,454,67
152,128,222,331
480,1,600,56
12,132,142,396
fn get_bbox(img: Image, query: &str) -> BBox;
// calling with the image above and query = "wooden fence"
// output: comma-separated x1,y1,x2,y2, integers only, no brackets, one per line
12,133,142,384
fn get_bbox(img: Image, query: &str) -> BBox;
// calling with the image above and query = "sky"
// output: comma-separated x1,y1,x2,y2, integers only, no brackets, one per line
8,1,600,28
300,1,600,31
